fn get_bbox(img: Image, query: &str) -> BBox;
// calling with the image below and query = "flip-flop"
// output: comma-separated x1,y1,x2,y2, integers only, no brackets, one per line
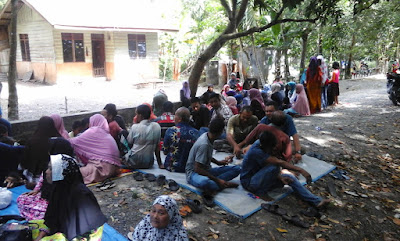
179,205,193,217
133,172,144,181
261,203,287,216
300,207,321,218
156,175,166,186
186,199,202,214
99,183,116,191
201,194,215,208
283,215,310,228
96,179,113,188
144,173,156,182
167,179,179,191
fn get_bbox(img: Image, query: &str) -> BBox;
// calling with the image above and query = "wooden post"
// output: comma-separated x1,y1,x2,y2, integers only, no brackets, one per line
8,0,19,120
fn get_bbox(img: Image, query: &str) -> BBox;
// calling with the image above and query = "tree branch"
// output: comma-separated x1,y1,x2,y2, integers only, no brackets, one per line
223,17,318,41
220,0,232,19
236,0,249,24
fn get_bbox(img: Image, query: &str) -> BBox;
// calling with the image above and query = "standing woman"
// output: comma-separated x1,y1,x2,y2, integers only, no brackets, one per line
328,62,340,105
180,81,191,108
306,57,323,114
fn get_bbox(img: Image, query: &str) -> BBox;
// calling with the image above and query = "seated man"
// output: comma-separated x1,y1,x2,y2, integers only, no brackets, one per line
0,124,16,145
190,97,210,130
0,108,12,137
0,142,24,184
240,130,329,207
209,93,233,125
226,106,258,158
261,101,302,162
241,111,292,162
228,73,239,90
163,107,199,172
185,117,241,206
152,89,168,117
154,101,175,139
201,84,216,104
125,104,163,169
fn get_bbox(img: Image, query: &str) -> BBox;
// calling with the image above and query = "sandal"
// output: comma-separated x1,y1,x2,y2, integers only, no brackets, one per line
201,194,215,208
167,179,179,191
300,207,321,218
133,172,144,181
186,199,202,214
156,175,166,186
282,215,309,228
144,173,156,182
261,203,287,216
179,205,193,217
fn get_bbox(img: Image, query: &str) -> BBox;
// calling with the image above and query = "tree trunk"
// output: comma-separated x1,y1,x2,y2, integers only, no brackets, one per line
8,0,18,120
283,48,290,80
300,30,309,79
345,33,356,79
317,32,323,55
250,34,265,86
274,48,282,79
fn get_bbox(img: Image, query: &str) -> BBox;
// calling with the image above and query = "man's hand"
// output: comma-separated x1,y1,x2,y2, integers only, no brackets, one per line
217,179,229,188
217,156,233,166
233,145,242,158
26,190,39,196
242,145,251,154
294,153,302,162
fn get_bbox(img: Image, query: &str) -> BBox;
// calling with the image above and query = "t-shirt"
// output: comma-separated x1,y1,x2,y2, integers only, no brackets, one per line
260,114,297,137
190,105,210,130
211,104,233,125
226,114,258,143
185,133,213,181
154,112,175,138
240,140,270,187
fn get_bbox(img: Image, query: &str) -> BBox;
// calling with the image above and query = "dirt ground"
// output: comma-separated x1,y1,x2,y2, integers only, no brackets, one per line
2,75,400,240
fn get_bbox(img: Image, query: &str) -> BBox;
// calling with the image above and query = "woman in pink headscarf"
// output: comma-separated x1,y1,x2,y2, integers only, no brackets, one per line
50,114,69,139
285,84,310,116
225,96,239,115
69,114,121,184
248,88,265,120
221,84,230,98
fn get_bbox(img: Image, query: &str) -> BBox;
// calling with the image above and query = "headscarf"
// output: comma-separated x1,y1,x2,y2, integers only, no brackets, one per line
307,56,318,79
317,55,328,84
226,90,236,97
133,195,188,241
226,96,238,115
181,81,191,99
287,81,296,98
133,103,157,123
50,114,69,139
21,116,61,176
69,114,121,166
44,154,107,240
248,88,265,108
221,85,230,97
262,84,271,93
271,83,281,94
292,84,310,116
234,94,243,105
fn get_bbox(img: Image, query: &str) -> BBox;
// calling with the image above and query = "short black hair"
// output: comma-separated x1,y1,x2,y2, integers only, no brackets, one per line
191,97,201,104
0,124,7,135
332,62,340,69
72,121,81,130
103,103,117,117
208,117,225,135
209,93,221,102
270,110,287,127
81,117,90,127
265,101,278,110
136,104,151,119
240,105,253,113
163,101,174,113
259,130,277,153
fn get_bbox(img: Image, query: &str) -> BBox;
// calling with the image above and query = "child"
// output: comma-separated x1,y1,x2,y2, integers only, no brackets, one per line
68,120,82,138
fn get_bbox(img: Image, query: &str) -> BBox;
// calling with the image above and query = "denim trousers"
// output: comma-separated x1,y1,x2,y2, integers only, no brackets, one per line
244,165,322,206
321,85,328,109
189,165,241,192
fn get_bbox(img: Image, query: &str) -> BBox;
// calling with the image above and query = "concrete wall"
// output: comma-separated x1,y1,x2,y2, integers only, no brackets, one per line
10,102,181,144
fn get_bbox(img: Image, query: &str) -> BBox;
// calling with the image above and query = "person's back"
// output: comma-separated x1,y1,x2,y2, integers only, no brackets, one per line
154,101,175,139
0,142,24,183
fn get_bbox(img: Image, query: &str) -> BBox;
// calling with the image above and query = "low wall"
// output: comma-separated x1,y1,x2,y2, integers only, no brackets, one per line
11,102,181,144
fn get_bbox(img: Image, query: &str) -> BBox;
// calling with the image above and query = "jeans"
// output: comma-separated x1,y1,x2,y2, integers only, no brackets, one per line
189,165,241,192
321,85,328,109
243,165,322,206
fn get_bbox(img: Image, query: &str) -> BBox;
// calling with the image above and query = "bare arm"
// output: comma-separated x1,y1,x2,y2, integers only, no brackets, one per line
266,156,311,183
292,133,302,161
155,144,164,169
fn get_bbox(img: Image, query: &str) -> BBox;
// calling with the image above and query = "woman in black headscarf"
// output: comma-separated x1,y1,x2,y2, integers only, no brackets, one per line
21,116,61,184
33,154,107,241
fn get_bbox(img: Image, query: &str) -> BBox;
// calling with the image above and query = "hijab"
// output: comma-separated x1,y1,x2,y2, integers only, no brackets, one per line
133,195,188,241
287,81,296,98
133,103,157,123
181,81,191,99
21,116,61,176
226,96,238,115
221,85,230,97
271,83,281,94
317,55,328,84
248,88,265,108
44,154,107,240
292,84,311,116
50,114,69,139
69,114,120,166
307,56,319,79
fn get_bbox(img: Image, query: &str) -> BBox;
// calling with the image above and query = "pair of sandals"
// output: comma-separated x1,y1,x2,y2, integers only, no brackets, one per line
261,203,310,228
132,172,179,191
179,199,202,217
96,179,116,191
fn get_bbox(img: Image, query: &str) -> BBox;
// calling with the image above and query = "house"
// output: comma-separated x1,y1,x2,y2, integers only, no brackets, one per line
0,0,178,84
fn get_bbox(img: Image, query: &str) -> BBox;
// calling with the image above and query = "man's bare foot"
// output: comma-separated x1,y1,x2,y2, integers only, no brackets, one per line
225,182,239,188
317,199,331,208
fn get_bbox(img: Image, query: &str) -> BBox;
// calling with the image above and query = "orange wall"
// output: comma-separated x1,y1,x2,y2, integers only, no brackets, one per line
16,61,57,84
105,62,114,80
56,62,92,78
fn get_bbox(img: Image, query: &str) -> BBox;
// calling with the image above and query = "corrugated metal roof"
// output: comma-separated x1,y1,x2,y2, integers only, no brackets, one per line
0,0,179,31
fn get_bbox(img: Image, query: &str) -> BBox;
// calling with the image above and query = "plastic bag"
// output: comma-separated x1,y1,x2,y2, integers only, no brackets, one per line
0,188,12,209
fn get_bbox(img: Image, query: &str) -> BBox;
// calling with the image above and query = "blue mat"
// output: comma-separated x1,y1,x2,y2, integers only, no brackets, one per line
0,186,127,241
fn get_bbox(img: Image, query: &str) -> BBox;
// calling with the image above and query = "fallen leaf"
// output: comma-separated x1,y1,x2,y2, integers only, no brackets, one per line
393,218,400,226
209,227,220,234
319,224,332,229
207,220,217,225
276,228,288,233
259,222,267,226
221,220,229,225
327,218,340,224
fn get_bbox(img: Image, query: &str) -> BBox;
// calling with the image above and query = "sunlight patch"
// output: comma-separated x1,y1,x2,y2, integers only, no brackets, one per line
304,136,341,147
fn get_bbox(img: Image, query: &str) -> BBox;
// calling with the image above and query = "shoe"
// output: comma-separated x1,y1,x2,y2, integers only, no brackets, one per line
186,199,202,214
144,173,156,182
261,203,287,216
156,175,166,186
167,179,180,191
300,207,321,218
282,215,310,228
201,194,215,207
133,172,144,181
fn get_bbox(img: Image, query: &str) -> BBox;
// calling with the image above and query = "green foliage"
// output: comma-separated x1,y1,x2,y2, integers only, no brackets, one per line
0,0,7,10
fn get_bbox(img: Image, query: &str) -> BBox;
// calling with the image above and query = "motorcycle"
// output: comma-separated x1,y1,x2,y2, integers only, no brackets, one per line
386,72,400,105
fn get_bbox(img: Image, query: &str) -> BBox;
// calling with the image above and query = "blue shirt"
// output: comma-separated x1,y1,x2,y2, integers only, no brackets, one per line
260,114,297,137
0,118,12,136
240,140,270,187
163,122,199,173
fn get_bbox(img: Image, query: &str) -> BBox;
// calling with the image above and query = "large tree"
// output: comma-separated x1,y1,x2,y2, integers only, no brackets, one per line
187,0,341,96
8,0,18,120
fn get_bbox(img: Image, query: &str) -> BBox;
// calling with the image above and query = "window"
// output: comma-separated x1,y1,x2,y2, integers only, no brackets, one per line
61,33,85,62
128,34,146,59
19,34,30,61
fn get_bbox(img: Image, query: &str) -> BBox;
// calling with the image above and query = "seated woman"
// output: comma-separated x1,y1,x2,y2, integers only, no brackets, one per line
32,154,107,241
271,83,284,110
17,138,74,221
133,195,188,241
249,88,265,120
50,114,69,139
284,84,311,116
226,96,239,115
21,116,61,184
69,114,121,184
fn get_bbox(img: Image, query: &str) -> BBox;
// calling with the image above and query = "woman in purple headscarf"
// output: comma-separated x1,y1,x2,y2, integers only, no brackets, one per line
306,57,322,114
180,81,191,108
248,88,265,120
69,114,121,184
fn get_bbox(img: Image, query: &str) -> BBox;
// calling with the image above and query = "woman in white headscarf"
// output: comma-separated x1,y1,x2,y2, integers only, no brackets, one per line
317,55,329,110
133,195,188,241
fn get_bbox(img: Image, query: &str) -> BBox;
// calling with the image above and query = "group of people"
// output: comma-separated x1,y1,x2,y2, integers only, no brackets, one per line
0,68,336,240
